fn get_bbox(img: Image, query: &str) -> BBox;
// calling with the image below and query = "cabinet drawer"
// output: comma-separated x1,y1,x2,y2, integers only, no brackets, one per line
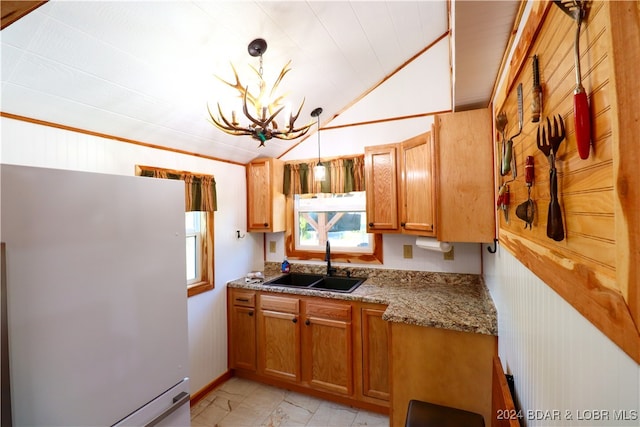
260,294,299,313
232,290,256,307
305,301,351,321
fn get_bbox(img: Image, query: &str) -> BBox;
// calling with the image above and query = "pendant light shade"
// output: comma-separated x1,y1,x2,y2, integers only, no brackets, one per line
311,107,325,182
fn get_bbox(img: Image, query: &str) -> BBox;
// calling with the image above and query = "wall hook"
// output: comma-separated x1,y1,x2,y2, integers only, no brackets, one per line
487,238,498,254
236,230,245,239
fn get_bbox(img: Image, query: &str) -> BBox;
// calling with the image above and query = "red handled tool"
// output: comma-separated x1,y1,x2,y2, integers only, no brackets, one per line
554,0,591,159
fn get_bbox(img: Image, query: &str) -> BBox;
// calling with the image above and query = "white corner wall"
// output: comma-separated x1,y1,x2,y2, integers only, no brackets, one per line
484,245,640,426
0,117,263,395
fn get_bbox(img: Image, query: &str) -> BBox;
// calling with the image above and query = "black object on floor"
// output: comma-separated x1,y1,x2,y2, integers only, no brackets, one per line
405,399,485,427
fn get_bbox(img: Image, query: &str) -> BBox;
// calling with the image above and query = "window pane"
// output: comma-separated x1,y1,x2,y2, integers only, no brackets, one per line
186,235,197,281
294,192,373,252
185,211,200,234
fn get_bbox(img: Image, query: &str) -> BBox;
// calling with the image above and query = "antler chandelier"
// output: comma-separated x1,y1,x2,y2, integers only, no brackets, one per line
208,38,313,146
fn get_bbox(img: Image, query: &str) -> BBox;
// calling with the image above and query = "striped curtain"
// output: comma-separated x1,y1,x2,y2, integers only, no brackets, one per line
284,155,365,195
136,165,217,212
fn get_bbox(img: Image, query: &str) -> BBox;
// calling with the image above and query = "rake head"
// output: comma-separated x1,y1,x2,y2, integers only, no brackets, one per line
553,0,587,23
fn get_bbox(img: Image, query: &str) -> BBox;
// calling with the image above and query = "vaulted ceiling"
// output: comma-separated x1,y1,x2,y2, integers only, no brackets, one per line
1,1,519,164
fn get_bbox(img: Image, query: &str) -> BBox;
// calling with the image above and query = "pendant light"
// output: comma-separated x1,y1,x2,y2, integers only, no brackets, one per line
311,107,325,181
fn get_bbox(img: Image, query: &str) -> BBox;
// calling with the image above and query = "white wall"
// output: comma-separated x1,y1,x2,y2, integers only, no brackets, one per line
265,232,482,275
0,117,263,395
484,247,640,426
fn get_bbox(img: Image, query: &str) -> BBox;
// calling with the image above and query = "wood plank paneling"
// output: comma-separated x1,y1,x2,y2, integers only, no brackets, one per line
494,0,639,362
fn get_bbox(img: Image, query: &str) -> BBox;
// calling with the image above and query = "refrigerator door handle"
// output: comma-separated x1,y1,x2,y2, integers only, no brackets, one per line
144,391,189,427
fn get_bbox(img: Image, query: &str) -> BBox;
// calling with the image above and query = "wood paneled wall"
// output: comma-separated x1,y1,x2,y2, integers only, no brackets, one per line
493,1,639,362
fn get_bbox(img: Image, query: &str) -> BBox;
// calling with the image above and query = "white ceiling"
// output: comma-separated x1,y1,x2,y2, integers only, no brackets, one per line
1,1,519,165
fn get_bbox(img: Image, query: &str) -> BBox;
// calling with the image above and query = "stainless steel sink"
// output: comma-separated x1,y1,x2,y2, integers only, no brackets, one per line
263,273,365,293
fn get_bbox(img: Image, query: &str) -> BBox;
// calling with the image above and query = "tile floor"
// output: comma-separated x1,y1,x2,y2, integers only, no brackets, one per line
190,377,389,427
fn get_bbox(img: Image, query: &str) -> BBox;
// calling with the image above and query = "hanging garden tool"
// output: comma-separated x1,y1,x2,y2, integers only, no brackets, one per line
536,115,566,241
497,183,510,223
501,83,524,176
516,156,535,229
554,0,591,159
531,55,542,123
496,111,508,175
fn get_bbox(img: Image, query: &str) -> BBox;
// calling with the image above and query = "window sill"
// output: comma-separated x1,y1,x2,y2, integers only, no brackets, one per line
187,281,214,298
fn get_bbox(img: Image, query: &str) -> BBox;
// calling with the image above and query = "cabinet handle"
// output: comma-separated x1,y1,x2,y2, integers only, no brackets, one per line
292,317,298,323
248,311,254,316
368,222,374,227
236,298,250,303
305,319,310,326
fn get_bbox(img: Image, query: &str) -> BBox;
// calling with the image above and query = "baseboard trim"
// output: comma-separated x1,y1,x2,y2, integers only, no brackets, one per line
190,370,233,407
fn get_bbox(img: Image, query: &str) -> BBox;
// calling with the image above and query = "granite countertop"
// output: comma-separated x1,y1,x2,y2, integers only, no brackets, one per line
228,263,497,336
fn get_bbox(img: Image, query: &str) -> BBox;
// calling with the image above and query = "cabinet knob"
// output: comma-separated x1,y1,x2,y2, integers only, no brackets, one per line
248,311,254,317
292,317,298,323
368,222,374,227
264,222,269,227
401,222,406,227
305,319,310,326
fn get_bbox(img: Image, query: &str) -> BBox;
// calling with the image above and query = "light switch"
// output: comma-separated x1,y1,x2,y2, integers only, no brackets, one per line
269,241,276,253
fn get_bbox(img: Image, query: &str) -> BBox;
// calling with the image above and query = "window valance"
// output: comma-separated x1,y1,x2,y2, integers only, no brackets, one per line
135,165,217,212
284,155,365,195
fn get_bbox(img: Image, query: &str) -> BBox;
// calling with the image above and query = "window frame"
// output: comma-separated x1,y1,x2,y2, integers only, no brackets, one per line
187,211,215,297
285,195,383,264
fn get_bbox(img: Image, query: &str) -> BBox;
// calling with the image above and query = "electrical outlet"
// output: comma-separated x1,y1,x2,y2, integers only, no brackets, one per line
403,245,413,259
444,246,454,261
269,241,276,253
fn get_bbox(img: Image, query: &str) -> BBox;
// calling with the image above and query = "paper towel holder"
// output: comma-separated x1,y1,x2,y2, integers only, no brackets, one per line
415,237,452,253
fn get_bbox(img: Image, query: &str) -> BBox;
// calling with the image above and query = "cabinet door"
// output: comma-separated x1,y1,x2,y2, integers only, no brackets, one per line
246,159,272,230
364,144,399,232
361,308,390,401
435,109,494,242
302,301,353,396
399,132,436,235
258,295,301,382
229,305,257,371
246,158,285,232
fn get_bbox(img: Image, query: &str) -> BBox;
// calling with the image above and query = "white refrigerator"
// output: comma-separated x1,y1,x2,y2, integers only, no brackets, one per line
1,164,190,426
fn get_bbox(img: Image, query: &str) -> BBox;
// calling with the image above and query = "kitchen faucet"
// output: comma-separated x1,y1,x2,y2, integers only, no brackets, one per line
325,240,337,276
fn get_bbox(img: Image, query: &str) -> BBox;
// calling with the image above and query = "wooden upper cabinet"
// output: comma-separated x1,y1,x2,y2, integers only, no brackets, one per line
434,109,495,242
246,157,285,232
364,144,399,232
399,131,436,236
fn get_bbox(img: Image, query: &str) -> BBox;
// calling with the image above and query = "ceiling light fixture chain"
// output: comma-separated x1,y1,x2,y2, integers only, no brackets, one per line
311,107,326,182
208,38,313,147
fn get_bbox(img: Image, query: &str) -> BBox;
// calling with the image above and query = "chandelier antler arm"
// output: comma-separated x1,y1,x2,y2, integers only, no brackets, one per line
287,98,308,131
216,63,260,108
241,93,286,130
207,103,254,136
269,60,292,102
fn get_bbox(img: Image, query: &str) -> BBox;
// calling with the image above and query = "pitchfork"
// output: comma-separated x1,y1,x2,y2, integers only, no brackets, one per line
536,115,566,241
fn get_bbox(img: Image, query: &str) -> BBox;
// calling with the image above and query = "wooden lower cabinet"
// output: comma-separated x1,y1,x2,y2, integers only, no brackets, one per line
228,289,257,371
302,300,353,396
227,289,390,413
257,294,301,382
360,307,390,401
389,322,497,427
